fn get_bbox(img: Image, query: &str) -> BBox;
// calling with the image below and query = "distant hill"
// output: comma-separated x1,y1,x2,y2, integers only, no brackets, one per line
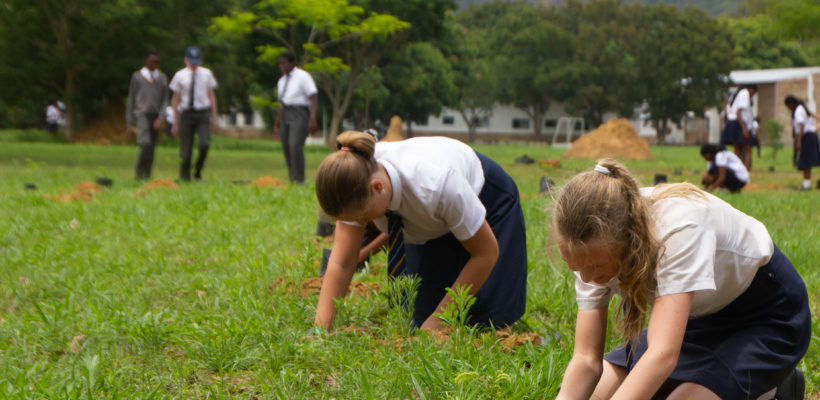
456,0,743,16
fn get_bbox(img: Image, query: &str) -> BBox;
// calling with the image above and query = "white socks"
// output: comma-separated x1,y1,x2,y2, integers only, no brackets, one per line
803,179,811,190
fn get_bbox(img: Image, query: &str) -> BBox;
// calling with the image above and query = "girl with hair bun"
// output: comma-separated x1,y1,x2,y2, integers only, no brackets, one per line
784,94,820,190
313,132,527,331
699,143,749,193
553,159,809,400
721,84,758,170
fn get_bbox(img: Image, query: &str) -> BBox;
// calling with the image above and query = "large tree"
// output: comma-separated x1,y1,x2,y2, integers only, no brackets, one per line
635,5,734,144
727,16,809,69
211,0,409,146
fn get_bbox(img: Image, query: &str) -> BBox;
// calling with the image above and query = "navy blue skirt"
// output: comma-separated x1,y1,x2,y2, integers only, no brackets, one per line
721,120,755,145
604,245,810,398
796,131,820,170
707,164,746,193
403,152,527,328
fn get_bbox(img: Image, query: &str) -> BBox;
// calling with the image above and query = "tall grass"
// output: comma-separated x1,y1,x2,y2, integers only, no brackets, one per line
0,134,817,398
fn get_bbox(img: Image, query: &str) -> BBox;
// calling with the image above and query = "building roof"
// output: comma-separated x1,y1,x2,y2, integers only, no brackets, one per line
730,67,820,85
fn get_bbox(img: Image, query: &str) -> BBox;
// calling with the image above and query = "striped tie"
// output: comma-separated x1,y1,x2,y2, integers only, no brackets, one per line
386,211,406,278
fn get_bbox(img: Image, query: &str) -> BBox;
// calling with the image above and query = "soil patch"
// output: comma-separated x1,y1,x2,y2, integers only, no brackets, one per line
299,277,380,298
248,176,286,189
564,118,651,160
74,99,131,145
383,116,404,142
134,178,179,196
48,181,103,202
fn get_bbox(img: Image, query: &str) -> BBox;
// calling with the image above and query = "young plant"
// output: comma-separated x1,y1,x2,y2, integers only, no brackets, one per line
765,118,784,162
435,284,476,330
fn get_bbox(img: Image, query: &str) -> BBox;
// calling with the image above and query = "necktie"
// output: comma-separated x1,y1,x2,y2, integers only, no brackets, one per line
279,72,290,106
386,211,406,278
188,69,196,110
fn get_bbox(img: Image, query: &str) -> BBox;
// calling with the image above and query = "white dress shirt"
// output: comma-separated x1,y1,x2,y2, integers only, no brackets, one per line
277,67,317,107
575,188,773,318
794,105,817,134
707,150,749,183
729,89,754,128
169,66,218,111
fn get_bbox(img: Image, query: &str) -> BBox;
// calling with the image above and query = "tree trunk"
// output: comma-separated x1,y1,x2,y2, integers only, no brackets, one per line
64,68,77,139
656,119,668,146
533,107,543,136
405,120,413,138
327,112,343,148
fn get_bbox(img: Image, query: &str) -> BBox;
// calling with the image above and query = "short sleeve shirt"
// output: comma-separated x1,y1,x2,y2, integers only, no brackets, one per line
707,150,749,183
277,67,317,107
730,89,753,128
368,137,486,244
794,105,817,134
574,188,773,318
169,66,218,111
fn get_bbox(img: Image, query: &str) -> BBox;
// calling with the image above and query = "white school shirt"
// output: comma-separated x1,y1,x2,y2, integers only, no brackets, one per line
277,67,317,107
707,150,749,184
793,105,817,134
575,188,773,318
729,89,753,128
140,67,159,82
46,105,60,123
363,137,486,244
169,66,218,111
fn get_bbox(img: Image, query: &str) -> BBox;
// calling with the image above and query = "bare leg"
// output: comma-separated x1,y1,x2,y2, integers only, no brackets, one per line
591,361,628,400
733,144,742,159
666,382,720,400
742,144,752,170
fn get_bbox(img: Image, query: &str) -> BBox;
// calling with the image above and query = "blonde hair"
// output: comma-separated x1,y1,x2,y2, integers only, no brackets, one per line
552,159,661,343
315,131,379,217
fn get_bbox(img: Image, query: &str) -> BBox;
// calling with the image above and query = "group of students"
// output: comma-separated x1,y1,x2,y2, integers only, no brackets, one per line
311,130,809,399
712,84,820,192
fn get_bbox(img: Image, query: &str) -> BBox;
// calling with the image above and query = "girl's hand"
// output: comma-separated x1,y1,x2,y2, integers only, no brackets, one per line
420,316,446,332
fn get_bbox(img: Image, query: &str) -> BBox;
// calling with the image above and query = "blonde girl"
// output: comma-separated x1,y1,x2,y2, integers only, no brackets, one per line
553,159,809,399
313,131,527,331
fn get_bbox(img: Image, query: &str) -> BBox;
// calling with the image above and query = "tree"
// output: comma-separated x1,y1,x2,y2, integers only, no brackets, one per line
635,5,734,144
486,4,575,136
211,0,409,146
451,14,496,142
727,16,809,69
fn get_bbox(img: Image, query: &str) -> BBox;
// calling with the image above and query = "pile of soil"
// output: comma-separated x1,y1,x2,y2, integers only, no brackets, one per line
134,178,179,196
564,118,651,161
382,115,404,142
49,181,103,202
248,176,286,189
299,277,379,298
74,99,131,145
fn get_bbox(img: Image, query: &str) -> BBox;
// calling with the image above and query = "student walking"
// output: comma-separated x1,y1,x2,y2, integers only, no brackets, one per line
169,46,218,181
273,52,318,185
312,131,527,331
699,143,749,193
784,94,819,190
721,84,757,170
126,51,169,180
552,159,809,400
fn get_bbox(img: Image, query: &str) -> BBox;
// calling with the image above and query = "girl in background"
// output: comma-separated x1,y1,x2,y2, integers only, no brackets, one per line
554,159,809,400
699,143,749,193
312,131,527,331
721,84,757,170
784,95,819,190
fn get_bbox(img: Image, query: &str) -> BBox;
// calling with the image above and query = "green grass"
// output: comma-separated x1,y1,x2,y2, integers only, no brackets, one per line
0,133,818,398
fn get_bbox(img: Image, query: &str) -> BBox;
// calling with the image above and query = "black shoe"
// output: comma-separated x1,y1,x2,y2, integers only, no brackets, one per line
775,368,804,400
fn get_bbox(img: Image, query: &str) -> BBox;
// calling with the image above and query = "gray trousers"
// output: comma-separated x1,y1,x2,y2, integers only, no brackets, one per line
179,110,212,181
280,106,310,184
135,112,159,179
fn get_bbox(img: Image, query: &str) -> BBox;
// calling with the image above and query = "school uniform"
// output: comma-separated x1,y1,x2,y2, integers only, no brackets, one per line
793,104,820,171
46,104,60,133
364,137,527,327
127,67,169,179
721,89,755,145
706,150,749,192
277,66,317,184
575,189,810,399
169,66,218,181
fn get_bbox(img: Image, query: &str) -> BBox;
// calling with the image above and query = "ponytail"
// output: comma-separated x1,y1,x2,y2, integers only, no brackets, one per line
315,131,380,217
785,94,812,119
553,159,661,343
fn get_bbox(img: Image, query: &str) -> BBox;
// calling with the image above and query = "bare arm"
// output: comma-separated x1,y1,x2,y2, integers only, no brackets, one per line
796,122,804,152
308,93,318,133
314,222,365,330
208,88,218,128
170,91,181,137
610,292,693,400
358,232,387,264
737,109,750,139
556,308,608,400
707,166,727,191
419,221,498,331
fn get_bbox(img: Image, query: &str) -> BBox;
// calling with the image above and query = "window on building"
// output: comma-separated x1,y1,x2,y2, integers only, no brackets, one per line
442,115,455,125
544,119,557,128
471,116,489,127
512,118,530,129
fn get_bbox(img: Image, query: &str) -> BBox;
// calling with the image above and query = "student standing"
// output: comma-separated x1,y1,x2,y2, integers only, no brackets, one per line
273,52,318,185
784,95,820,190
553,159,809,400
721,84,757,170
126,51,169,180
169,47,218,181
45,100,61,135
312,131,527,331
699,143,749,193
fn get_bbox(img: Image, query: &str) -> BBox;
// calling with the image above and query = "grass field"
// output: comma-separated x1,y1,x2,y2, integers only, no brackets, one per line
1,131,818,399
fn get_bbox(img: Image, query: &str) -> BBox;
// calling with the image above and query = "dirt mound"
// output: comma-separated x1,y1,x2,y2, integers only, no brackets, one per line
382,115,404,142
134,178,179,195
248,176,286,189
564,118,651,160
49,181,103,202
299,277,379,298
74,99,131,145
